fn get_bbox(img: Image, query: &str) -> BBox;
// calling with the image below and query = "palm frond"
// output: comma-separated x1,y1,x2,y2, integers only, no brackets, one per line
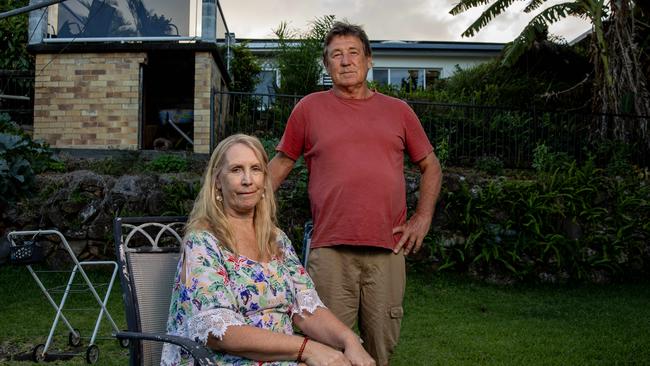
537,2,584,23
308,15,336,41
501,19,547,66
460,0,520,37
501,3,579,65
449,0,496,16
524,0,548,13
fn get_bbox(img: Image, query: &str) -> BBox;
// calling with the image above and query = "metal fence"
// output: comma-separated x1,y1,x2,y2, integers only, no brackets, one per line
0,70,34,126
215,91,649,169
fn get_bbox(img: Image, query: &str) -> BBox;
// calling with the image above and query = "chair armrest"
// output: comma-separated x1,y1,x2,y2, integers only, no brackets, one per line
115,331,215,366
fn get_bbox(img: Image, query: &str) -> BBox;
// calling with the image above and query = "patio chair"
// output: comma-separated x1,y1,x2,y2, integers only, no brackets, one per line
113,216,215,366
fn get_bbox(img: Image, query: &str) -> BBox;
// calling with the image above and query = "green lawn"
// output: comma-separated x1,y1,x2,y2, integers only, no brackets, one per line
1,266,649,365
392,273,650,365
0,265,128,365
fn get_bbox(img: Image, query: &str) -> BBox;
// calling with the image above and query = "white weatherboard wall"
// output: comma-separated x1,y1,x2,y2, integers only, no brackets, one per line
369,54,496,79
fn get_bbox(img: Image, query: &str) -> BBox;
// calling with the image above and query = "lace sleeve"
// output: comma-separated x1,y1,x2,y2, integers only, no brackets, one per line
187,308,246,343
292,288,326,317
275,231,327,317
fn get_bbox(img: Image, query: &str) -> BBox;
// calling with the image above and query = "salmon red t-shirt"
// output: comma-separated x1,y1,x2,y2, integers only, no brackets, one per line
277,90,433,250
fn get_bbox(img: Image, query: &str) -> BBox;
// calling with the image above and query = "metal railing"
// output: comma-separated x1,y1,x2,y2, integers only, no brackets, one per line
0,70,34,126
215,91,650,169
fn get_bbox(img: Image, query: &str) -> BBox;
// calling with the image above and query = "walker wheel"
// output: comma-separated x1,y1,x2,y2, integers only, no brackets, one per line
85,344,99,364
32,344,46,363
119,337,130,348
69,328,82,347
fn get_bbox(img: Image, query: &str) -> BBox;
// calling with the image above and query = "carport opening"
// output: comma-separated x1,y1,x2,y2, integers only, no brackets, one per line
142,51,195,151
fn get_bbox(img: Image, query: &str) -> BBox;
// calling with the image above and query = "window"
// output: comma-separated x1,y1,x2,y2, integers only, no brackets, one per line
53,0,191,38
372,68,440,90
373,69,389,86
255,70,278,95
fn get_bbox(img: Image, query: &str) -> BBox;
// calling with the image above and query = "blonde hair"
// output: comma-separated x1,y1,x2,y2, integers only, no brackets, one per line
185,134,279,259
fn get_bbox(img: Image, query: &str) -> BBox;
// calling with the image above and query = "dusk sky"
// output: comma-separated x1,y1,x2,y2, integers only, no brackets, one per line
219,0,591,43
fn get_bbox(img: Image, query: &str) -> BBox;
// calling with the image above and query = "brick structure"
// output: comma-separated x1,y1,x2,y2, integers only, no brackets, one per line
34,52,145,150
193,52,225,154
33,50,227,153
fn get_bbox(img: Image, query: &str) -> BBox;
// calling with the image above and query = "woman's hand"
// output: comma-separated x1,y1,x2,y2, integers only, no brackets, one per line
302,339,351,366
343,338,375,366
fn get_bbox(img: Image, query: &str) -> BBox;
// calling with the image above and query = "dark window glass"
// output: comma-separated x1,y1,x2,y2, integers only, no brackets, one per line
255,70,277,95
425,69,440,90
373,68,388,86
391,69,420,91
56,0,188,38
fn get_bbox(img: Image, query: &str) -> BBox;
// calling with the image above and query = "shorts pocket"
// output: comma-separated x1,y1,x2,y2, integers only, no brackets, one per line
389,306,403,319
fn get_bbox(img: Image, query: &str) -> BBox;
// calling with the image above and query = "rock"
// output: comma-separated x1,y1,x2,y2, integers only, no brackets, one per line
67,240,87,256
80,201,100,224
145,191,166,214
64,229,87,240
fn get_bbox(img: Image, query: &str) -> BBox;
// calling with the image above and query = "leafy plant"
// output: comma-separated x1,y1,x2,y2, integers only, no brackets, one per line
161,179,200,216
145,154,188,173
532,144,570,172
436,156,649,282
0,114,59,206
475,156,504,175
0,0,33,70
230,41,262,93
273,15,336,95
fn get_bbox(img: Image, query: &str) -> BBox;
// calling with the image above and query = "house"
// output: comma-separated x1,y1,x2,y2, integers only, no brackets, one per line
27,0,232,153
242,38,504,95
25,0,503,153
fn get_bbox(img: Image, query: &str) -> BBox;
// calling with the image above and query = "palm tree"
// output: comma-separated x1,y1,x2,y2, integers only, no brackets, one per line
450,0,649,140
273,15,336,95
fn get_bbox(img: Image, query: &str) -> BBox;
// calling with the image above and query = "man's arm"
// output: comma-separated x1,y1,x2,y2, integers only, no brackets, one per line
268,151,297,191
392,151,442,255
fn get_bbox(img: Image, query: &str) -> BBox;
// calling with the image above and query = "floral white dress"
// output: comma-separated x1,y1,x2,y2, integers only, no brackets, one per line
160,230,325,366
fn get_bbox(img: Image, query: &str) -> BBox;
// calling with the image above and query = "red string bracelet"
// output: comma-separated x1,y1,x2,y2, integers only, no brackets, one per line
297,336,309,362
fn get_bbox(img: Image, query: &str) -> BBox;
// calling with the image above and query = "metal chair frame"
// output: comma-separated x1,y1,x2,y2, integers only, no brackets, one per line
113,216,215,366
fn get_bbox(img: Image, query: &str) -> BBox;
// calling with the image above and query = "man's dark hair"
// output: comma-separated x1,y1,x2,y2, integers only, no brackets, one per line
322,21,372,65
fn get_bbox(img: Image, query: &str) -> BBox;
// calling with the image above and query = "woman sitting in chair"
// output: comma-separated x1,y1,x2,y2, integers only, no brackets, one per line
161,134,374,366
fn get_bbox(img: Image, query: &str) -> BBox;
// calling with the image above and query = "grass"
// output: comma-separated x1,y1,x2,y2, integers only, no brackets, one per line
0,265,128,365
1,266,649,365
392,272,650,365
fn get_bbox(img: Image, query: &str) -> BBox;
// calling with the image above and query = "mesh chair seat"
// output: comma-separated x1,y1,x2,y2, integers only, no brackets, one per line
114,217,215,366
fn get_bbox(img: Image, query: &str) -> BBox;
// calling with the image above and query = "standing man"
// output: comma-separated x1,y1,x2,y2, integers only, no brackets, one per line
268,22,442,366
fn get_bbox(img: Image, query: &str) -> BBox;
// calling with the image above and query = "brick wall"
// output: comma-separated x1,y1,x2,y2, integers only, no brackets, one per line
193,52,226,154
33,52,146,149
34,51,226,153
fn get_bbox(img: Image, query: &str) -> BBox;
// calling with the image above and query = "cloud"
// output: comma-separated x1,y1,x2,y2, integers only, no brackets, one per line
219,0,591,43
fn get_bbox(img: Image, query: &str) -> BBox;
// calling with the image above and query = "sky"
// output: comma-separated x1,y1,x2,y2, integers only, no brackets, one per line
218,0,592,44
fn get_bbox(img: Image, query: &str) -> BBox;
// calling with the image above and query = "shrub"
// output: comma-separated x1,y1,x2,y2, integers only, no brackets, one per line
475,156,504,175
433,158,650,282
145,154,189,173
0,113,60,207
532,143,570,172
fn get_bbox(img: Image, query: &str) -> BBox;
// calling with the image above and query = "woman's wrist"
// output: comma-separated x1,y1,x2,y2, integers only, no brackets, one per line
296,336,309,362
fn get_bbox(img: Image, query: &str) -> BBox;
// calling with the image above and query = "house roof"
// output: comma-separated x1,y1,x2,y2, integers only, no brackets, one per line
239,38,504,57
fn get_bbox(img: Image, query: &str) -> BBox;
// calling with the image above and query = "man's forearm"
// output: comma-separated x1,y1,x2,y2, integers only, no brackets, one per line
415,153,442,221
268,152,296,191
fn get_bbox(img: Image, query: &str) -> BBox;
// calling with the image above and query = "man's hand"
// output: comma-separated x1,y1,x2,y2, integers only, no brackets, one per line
343,341,375,366
392,212,431,255
393,152,441,256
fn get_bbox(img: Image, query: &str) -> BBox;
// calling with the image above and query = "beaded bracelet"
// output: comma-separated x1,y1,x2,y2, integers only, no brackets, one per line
297,336,309,362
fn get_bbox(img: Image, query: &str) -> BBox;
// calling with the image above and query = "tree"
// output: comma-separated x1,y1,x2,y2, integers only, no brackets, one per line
273,15,336,95
230,41,262,93
450,0,650,140
0,0,33,70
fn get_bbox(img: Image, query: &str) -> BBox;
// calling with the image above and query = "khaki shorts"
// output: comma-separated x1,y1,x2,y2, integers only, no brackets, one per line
307,246,406,366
